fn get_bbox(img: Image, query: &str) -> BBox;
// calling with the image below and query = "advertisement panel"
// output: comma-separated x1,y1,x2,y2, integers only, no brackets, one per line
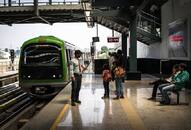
168,19,188,58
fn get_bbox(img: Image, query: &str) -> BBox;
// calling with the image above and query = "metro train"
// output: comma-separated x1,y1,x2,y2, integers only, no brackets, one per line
19,36,75,97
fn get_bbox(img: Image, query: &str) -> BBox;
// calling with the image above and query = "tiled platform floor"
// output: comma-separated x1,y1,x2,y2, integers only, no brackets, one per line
21,74,191,130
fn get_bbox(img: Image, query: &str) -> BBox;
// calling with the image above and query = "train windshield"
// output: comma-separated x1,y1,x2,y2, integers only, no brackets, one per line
23,44,61,66
21,44,63,80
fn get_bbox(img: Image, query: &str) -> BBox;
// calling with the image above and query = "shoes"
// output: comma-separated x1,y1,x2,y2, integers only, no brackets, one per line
147,97,156,100
149,82,154,85
120,95,124,99
71,102,76,106
160,100,170,105
113,96,119,100
75,100,81,104
101,96,109,99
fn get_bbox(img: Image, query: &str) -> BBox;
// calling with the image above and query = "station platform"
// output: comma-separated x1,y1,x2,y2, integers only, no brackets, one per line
0,70,18,78
0,70,18,86
21,74,191,130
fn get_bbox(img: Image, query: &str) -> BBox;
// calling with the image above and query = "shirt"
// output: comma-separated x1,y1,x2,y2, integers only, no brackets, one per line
173,70,190,89
102,69,111,81
70,58,82,77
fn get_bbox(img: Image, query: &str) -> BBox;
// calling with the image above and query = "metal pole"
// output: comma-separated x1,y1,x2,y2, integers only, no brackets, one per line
112,30,114,37
129,15,137,72
4,0,6,6
122,33,127,72
8,0,11,6
96,23,98,37
160,60,162,74
49,0,52,5
34,0,39,16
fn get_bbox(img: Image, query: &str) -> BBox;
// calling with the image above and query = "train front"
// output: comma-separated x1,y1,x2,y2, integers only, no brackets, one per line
19,36,68,97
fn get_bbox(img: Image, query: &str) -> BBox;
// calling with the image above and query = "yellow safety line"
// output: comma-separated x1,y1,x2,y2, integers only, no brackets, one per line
120,98,148,130
50,104,69,130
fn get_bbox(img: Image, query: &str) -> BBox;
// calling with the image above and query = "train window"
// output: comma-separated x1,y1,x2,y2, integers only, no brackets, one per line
23,44,61,66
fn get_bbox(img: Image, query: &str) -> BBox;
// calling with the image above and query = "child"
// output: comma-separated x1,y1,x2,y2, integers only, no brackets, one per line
102,64,111,99
113,61,125,99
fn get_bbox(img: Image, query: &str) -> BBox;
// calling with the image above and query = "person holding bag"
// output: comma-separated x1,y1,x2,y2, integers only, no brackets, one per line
113,61,125,99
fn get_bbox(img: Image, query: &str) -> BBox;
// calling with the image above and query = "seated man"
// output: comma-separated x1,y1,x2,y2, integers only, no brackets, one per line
148,64,179,100
159,63,190,105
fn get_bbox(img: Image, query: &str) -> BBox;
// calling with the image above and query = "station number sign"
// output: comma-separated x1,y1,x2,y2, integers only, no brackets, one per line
107,37,119,43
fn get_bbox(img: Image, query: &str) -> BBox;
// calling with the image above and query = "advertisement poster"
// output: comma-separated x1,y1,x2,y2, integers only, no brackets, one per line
168,20,188,58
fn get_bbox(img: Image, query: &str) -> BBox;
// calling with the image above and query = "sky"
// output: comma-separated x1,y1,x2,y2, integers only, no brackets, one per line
0,23,120,51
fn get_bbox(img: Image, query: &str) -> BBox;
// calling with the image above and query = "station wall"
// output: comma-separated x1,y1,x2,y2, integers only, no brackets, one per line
136,0,191,60
126,0,191,74
126,38,161,59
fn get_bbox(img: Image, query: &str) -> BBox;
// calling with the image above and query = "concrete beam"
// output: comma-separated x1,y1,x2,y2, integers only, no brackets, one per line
92,10,119,17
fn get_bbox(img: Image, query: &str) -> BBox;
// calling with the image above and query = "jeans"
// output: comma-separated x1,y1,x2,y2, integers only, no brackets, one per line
151,79,169,98
159,83,175,103
115,77,123,97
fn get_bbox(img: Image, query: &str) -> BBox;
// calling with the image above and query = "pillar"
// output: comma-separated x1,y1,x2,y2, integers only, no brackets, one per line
127,15,141,80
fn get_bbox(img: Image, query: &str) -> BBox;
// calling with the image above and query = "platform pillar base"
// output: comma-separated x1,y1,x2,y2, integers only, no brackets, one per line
126,71,141,80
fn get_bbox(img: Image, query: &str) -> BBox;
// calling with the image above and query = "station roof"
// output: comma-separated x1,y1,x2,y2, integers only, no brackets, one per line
0,2,91,25
91,0,168,34
0,0,167,26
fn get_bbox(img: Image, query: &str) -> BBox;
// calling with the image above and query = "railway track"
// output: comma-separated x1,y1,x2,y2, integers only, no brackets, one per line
0,82,57,130
0,82,34,128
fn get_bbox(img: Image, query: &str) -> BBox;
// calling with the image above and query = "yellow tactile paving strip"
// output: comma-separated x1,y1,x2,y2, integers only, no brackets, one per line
50,104,69,130
120,98,148,130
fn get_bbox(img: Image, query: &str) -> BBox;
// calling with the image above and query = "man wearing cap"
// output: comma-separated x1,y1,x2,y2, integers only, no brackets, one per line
70,50,86,106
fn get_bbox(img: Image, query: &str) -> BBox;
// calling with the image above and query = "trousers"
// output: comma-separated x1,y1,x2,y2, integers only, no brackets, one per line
71,73,82,102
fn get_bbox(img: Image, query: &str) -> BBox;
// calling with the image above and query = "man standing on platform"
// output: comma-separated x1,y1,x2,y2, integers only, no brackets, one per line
70,50,85,106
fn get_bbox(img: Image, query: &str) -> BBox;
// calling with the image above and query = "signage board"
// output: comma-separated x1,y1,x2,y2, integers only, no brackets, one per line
92,37,99,42
107,37,119,43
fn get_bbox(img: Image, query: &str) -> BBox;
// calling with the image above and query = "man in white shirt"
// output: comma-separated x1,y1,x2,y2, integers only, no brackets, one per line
70,50,85,106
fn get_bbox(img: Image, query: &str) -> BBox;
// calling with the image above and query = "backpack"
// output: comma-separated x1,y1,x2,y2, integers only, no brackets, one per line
103,70,112,81
115,67,125,78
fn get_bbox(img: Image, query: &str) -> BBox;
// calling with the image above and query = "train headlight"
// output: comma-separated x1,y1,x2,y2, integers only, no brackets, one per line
28,75,31,78
53,75,56,78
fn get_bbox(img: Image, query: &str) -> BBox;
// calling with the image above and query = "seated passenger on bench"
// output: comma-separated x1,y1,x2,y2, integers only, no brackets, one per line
159,63,190,105
148,64,179,100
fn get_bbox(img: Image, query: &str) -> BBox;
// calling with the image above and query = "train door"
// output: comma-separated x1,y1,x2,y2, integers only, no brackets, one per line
65,49,73,79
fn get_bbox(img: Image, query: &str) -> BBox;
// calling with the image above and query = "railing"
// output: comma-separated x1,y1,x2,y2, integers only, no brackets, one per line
137,10,161,37
0,0,81,7
0,58,19,74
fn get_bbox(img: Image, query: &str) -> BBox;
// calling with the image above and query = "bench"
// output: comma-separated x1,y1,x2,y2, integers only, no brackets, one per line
185,80,191,89
171,89,180,104
170,88,189,105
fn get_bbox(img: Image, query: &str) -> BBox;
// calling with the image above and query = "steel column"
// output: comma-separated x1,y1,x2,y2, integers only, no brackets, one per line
34,0,39,16
49,0,52,5
8,0,11,6
122,33,127,72
129,16,137,72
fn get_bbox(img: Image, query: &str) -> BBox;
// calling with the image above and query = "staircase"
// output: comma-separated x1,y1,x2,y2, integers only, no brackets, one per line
136,11,161,45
